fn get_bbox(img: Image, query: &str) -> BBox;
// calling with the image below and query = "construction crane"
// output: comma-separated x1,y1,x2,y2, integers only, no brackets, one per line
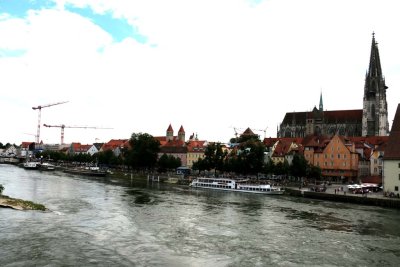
229,126,245,140
254,127,268,139
43,124,112,145
32,101,69,144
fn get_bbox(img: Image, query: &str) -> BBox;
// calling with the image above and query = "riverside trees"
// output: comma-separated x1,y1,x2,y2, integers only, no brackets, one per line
125,132,160,171
193,133,265,177
192,133,321,180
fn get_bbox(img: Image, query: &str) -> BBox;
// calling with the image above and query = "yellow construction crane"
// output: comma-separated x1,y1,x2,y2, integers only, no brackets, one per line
32,101,68,144
43,124,112,145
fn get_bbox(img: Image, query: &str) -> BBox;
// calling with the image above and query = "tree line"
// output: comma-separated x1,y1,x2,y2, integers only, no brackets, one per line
35,133,181,173
9,132,321,179
192,133,321,179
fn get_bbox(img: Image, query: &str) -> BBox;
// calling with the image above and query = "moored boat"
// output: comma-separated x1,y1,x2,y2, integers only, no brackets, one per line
63,166,107,177
189,177,284,195
23,161,39,170
38,162,56,171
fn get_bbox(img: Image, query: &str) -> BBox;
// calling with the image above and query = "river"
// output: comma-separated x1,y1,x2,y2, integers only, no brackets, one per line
1,164,400,266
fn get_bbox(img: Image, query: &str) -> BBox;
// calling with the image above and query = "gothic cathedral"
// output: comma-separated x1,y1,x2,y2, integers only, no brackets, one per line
278,33,389,138
362,33,389,136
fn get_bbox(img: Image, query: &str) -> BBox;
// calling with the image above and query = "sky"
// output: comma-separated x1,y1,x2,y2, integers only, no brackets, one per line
1,0,400,145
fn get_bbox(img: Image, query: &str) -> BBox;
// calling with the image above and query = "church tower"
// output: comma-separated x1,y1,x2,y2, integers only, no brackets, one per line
166,124,174,141
178,125,185,142
362,33,389,136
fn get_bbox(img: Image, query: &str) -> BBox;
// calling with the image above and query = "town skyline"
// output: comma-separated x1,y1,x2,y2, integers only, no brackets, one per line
1,0,400,145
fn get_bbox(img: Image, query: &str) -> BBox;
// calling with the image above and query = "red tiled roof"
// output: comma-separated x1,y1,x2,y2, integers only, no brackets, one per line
21,142,34,149
347,136,389,147
302,135,330,148
187,140,206,153
384,104,400,159
263,137,303,148
102,139,129,151
263,138,279,147
162,139,185,147
282,109,362,124
323,110,362,123
178,125,185,133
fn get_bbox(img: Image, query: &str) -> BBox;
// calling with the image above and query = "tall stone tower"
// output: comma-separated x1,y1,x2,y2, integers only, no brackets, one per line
166,124,174,141
178,125,185,142
362,33,389,136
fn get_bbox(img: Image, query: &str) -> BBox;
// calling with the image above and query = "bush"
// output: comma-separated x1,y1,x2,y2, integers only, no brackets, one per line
0,184,4,194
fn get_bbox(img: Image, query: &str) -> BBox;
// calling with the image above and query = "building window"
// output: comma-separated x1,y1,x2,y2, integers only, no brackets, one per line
398,174,400,180
395,186,399,192
338,154,341,159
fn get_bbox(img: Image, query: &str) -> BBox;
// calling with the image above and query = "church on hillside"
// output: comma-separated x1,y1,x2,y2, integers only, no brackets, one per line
278,33,390,138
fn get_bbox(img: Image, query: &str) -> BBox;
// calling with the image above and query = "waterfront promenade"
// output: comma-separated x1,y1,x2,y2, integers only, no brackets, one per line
285,183,400,209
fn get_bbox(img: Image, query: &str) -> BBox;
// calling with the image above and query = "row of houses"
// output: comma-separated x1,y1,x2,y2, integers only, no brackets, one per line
264,133,387,182
2,104,400,194
266,104,400,194
1,125,209,169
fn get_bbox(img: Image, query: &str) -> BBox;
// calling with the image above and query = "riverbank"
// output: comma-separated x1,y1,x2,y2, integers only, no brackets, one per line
285,185,400,209
0,194,46,211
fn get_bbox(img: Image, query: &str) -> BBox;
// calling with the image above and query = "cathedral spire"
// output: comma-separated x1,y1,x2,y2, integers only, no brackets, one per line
362,32,389,136
367,32,383,79
319,91,323,111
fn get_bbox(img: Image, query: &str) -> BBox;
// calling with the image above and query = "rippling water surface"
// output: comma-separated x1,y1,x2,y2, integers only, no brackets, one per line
1,164,400,266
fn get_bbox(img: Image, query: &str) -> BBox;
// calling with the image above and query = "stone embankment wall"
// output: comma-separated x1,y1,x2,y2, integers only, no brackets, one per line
284,188,400,209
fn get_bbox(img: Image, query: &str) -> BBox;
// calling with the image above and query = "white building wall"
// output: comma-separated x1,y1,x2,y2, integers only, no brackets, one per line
383,160,400,194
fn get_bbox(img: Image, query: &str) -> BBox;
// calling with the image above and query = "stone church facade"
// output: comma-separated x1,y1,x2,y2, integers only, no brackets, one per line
278,33,389,138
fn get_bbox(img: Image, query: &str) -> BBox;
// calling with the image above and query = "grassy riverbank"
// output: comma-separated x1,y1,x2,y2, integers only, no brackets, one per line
0,194,46,211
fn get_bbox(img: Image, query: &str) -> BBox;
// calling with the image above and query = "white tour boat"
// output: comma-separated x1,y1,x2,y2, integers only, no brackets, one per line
23,161,39,170
189,177,284,195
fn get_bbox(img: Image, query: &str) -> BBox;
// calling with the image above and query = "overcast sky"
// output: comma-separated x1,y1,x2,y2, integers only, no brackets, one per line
1,0,399,145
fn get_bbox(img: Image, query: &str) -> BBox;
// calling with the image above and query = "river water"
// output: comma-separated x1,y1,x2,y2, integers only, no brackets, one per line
1,164,400,267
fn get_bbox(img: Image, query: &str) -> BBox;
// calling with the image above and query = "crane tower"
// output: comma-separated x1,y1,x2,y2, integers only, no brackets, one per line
32,101,68,144
43,124,112,144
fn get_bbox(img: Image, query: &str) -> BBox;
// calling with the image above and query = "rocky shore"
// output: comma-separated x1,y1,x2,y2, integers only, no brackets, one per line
0,195,46,211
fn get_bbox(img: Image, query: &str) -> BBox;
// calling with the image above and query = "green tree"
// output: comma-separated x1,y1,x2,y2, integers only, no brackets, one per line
157,154,181,172
233,139,265,176
126,132,160,171
290,154,308,178
274,160,290,176
263,159,275,175
203,142,227,176
96,150,122,167
192,157,208,174
308,164,322,180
